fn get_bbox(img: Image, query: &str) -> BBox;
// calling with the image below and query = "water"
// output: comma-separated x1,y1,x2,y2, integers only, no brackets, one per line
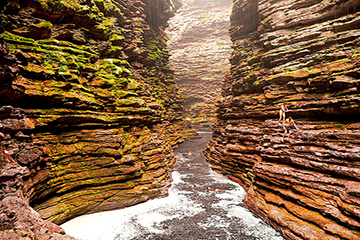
61,126,284,240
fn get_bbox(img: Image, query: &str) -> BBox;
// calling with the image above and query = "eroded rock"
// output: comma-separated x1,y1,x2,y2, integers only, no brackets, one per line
0,0,194,238
205,0,360,239
166,0,233,125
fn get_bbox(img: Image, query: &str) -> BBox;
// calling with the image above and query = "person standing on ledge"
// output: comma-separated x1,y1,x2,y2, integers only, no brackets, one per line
282,117,298,141
279,103,288,124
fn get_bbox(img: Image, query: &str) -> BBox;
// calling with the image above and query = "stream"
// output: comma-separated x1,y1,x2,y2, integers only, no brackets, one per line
61,126,284,240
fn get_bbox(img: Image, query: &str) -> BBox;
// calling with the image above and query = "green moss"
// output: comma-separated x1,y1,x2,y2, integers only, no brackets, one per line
95,59,131,80
112,59,130,68
35,0,83,11
33,21,53,29
114,90,138,99
352,50,359,58
93,0,121,15
103,45,123,56
110,34,124,42
2,12,170,123
95,16,116,35
2,31,35,44
127,79,142,90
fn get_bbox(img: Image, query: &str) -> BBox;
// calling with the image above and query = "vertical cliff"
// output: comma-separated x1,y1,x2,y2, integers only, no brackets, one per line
205,0,360,239
166,0,232,125
0,0,192,238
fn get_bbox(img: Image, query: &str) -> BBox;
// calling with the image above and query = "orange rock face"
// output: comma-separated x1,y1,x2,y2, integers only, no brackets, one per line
166,0,233,125
0,0,193,238
0,39,74,239
205,0,360,239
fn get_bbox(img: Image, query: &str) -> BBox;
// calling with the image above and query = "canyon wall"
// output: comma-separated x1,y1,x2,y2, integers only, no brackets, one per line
205,0,360,239
166,0,232,125
0,0,192,238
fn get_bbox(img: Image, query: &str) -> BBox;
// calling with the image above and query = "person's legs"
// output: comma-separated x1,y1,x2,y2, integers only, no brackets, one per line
282,129,287,141
286,130,292,140
279,111,286,123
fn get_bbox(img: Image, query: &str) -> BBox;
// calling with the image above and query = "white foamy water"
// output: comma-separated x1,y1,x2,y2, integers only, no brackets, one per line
61,172,205,240
62,129,284,240
62,169,283,240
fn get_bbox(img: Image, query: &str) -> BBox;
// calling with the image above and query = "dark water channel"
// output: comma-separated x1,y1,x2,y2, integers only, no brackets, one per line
62,126,284,240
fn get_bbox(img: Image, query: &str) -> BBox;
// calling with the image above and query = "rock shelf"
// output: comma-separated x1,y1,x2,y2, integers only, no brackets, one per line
205,0,360,239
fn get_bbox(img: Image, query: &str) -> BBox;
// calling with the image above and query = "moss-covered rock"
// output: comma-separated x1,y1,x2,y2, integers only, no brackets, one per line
0,0,193,237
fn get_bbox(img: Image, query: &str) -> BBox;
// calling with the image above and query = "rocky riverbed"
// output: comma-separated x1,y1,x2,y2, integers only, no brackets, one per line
61,126,284,240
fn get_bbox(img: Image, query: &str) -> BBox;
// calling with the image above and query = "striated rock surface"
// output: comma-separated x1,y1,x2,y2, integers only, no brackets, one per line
0,0,194,238
0,31,74,239
0,106,75,240
166,0,232,125
205,0,360,239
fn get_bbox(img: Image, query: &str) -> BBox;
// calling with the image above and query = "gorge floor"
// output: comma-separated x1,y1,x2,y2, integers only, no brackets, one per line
61,126,284,240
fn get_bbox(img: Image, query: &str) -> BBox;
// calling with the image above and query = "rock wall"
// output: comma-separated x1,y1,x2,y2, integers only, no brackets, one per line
166,0,232,125
205,0,360,239
0,0,193,238
0,34,76,239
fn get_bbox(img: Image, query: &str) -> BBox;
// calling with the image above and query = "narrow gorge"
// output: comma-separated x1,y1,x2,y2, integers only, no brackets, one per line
0,0,360,240
166,0,232,125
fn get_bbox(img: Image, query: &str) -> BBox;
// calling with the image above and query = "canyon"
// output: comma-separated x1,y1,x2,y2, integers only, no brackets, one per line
166,0,232,125
0,0,360,240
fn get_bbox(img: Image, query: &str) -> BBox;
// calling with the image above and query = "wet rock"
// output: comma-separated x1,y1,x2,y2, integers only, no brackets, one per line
206,0,360,239
0,0,195,238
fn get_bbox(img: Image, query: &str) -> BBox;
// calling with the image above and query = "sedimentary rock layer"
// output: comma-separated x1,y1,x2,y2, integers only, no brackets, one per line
205,0,360,239
0,105,75,240
166,0,232,125
0,0,191,238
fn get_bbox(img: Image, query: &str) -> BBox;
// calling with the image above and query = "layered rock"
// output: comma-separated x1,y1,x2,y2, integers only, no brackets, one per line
0,105,75,240
166,0,232,125
0,0,193,238
0,30,74,239
205,0,360,239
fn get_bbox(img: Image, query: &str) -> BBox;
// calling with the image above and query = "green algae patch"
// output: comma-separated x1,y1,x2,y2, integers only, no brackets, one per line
93,0,123,17
1,31,140,110
33,21,53,30
35,0,83,11
2,31,35,45
110,33,125,44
